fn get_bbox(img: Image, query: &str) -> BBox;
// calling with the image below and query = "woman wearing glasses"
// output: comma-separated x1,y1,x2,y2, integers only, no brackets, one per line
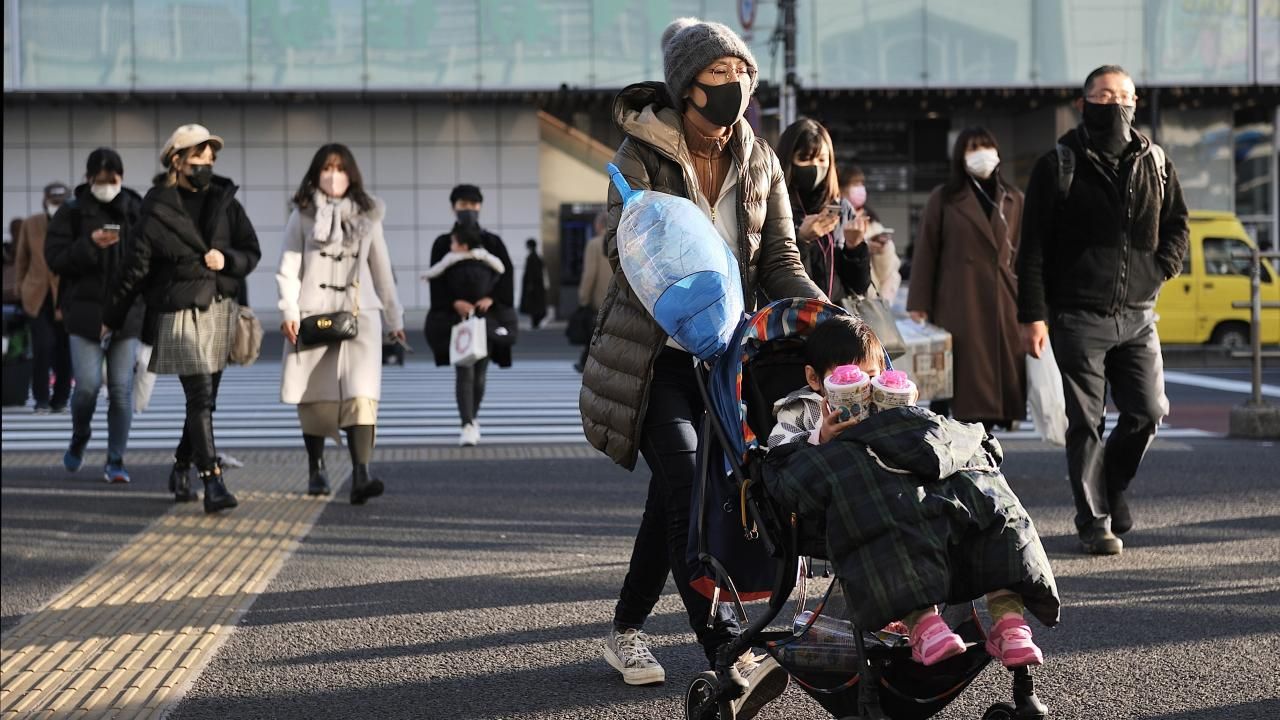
579,17,821,714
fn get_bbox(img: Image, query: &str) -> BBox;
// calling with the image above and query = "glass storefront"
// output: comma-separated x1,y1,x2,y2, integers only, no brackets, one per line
5,0,1277,92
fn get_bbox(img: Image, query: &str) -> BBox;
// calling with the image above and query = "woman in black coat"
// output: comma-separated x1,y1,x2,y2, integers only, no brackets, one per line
45,148,145,482
519,238,548,328
105,124,261,512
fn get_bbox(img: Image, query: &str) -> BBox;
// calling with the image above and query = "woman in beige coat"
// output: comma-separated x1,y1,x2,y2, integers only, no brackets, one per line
907,127,1026,428
277,144,405,505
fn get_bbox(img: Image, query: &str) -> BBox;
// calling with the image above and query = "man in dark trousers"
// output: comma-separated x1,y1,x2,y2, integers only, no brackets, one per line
1017,65,1189,556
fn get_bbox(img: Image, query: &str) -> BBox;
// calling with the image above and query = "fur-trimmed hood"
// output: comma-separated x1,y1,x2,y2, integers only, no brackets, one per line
421,247,506,280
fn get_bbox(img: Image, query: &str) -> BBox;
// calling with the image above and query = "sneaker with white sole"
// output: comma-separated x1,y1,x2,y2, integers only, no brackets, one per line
603,628,665,686
459,423,479,446
730,652,789,720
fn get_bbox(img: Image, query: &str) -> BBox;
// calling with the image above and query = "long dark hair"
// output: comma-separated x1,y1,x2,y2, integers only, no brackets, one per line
943,126,1005,200
292,143,375,212
776,117,840,212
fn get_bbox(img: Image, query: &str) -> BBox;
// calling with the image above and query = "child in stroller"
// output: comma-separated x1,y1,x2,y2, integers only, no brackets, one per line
765,315,1052,670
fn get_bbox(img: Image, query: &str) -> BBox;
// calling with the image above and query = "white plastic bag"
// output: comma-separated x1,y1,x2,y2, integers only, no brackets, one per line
133,343,157,413
1026,339,1067,446
450,314,488,367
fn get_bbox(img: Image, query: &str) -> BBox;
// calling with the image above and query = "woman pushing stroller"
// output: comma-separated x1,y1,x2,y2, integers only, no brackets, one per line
764,314,1060,669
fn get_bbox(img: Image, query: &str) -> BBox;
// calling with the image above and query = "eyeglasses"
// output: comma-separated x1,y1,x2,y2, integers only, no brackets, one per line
701,63,757,85
1087,89,1138,105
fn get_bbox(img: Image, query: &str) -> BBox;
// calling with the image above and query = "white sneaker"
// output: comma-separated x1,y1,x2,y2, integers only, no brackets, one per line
731,652,788,720
603,628,665,686
459,423,479,447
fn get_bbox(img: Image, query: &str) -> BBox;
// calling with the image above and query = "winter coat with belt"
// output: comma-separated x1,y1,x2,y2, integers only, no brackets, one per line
907,180,1027,423
424,228,516,368
579,81,824,470
44,184,146,341
104,175,261,341
277,196,404,407
763,406,1060,631
1016,127,1189,323
14,211,59,317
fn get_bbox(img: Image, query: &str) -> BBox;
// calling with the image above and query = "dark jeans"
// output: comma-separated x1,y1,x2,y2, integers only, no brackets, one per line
68,335,138,464
176,370,223,471
1050,308,1168,534
29,298,70,408
614,347,739,666
455,358,489,425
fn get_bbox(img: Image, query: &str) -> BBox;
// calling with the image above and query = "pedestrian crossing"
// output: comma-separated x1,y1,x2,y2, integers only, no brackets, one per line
1,359,1210,454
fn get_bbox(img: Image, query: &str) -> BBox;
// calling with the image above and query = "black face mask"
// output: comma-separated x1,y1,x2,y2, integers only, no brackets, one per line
1082,101,1136,158
792,165,828,212
186,164,214,190
690,81,747,129
456,209,479,227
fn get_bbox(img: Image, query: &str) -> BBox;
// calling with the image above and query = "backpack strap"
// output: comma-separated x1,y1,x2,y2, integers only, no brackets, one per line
1148,143,1168,210
1055,143,1075,198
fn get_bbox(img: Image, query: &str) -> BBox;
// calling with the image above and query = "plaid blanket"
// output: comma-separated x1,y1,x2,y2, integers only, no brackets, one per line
762,406,1060,631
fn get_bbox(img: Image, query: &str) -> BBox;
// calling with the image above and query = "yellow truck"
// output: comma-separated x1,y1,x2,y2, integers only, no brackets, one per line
1156,211,1280,347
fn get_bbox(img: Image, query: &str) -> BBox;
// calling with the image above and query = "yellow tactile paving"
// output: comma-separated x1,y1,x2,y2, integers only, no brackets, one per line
1,452,348,719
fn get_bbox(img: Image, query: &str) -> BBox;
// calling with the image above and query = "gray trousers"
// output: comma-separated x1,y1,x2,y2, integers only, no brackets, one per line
1049,308,1169,533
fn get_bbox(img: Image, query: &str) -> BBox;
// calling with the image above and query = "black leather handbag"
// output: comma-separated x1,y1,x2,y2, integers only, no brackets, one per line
298,253,361,347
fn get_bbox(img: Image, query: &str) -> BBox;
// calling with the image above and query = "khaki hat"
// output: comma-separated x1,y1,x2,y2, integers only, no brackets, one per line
160,123,224,167
43,182,70,202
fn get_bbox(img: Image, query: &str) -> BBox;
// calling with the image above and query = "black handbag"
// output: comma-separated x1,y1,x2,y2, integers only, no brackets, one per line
566,305,595,346
298,251,361,347
484,305,519,348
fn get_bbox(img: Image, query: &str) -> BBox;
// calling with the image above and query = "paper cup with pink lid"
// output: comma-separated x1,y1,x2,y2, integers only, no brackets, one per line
871,370,917,413
823,364,872,423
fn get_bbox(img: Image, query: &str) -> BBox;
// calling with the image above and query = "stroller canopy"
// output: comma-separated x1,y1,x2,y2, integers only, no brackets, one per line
709,298,850,461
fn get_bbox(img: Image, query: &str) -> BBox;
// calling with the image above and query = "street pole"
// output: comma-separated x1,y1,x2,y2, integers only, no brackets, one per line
779,0,797,130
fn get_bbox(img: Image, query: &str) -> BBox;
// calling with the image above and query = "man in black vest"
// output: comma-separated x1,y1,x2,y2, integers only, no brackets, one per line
1016,65,1190,556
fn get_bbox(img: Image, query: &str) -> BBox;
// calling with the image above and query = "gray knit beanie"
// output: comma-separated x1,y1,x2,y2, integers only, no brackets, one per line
661,17,758,113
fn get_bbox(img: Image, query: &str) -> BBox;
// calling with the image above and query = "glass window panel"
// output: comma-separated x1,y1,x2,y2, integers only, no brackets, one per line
1150,0,1249,84
1162,109,1234,212
1235,120,1274,217
1034,0,1147,87
1258,0,1280,83
701,0,798,89
4,0,12,89
249,0,363,89
591,0,700,90
813,0,926,88
479,0,591,89
19,0,133,89
1203,237,1254,276
922,1,1031,86
365,0,478,89
133,0,249,88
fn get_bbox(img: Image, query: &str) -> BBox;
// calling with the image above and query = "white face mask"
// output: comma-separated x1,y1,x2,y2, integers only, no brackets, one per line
319,170,349,199
46,204,61,217
964,148,1000,180
91,183,122,204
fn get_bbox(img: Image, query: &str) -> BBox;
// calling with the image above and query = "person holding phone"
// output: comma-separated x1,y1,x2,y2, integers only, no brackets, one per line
776,118,871,304
842,165,902,301
45,148,145,483
277,144,405,503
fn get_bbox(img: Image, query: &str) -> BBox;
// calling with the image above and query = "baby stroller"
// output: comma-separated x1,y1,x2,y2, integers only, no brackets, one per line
683,297,1048,720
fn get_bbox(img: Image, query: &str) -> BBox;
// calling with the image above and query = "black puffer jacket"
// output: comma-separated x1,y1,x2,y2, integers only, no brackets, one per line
424,229,516,368
104,176,261,342
1016,127,1189,322
45,184,146,340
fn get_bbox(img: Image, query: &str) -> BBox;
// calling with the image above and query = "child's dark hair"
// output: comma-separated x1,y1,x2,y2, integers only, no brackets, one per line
86,147,124,178
805,315,885,374
453,222,482,250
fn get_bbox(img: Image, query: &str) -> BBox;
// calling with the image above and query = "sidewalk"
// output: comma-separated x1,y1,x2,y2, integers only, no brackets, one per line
3,437,1279,719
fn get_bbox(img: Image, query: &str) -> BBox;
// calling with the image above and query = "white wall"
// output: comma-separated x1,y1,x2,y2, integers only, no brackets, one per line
2,100,542,326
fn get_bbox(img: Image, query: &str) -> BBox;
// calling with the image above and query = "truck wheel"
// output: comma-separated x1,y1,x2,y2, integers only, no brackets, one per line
1210,322,1250,348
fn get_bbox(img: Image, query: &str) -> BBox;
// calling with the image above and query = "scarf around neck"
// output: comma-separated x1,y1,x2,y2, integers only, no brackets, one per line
312,191,359,246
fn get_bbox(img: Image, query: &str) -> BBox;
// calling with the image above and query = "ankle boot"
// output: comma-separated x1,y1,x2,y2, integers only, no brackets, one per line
170,462,198,503
303,434,330,496
201,468,239,514
349,464,384,505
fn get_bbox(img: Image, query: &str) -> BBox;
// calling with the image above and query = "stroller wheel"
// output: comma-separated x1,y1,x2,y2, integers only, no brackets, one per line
686,671,733,720
981,703,1017,720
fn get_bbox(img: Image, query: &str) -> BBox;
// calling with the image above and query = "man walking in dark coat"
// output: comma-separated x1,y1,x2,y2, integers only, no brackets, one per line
1016,65,1189,556
519,238,548,329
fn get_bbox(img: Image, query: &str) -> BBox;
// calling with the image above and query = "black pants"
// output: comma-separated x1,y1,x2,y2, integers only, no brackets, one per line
613,347,739,666
177,370,223,471
455,358,489,425
1050,308,1168,533
29,297,70,408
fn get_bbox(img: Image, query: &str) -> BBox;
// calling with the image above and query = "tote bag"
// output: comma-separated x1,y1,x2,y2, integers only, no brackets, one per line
450,314,488,367
1027,339,1067,446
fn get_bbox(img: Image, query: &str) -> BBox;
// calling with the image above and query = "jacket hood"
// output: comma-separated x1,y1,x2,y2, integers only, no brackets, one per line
842,406,993,481
1060,126,1152,160
613,81,757,167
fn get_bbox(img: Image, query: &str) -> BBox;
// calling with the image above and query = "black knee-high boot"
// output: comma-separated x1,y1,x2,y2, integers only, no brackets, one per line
344,425,383,505
304,433,330,496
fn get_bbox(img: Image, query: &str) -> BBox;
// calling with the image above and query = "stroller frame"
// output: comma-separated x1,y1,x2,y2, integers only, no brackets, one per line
683,300,1048,720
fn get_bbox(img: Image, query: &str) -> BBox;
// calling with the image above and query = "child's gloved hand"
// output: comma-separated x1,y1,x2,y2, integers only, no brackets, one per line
819,400,861,444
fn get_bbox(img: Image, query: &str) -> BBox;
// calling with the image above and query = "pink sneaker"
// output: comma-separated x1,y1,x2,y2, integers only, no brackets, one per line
985,617,1044,668
910,614,967,666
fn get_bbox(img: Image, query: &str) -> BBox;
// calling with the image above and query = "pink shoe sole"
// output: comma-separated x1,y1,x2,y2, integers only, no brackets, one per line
911,615,967,666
